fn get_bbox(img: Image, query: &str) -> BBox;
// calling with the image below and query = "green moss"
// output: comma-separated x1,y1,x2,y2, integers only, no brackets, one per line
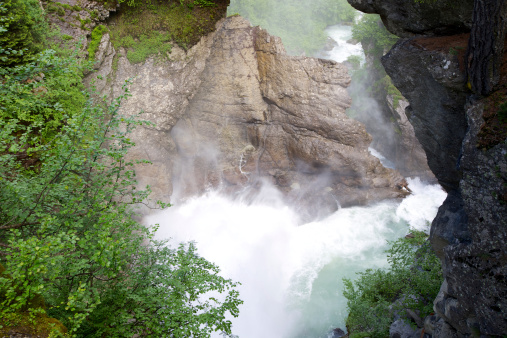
46,3,64,15
61,34,73,40
0,264,66,337
72,4,81,11
126,32,172,64
87,24,107,61
108,0,226,58
79,17,92,30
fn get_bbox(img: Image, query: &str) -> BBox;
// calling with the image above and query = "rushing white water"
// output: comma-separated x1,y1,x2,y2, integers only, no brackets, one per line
320,25,364,63
147,178,446,338
369,147,396,169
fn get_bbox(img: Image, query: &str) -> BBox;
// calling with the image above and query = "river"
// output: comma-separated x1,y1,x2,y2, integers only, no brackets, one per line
147,24,446,338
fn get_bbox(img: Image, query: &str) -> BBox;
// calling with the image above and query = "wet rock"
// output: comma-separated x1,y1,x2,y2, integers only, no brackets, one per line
389,319,418,338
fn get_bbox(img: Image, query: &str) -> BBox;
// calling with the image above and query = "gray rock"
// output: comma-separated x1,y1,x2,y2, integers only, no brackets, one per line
364,2,507,335
389,319,418,338
346,0,474,37
90,16,409,216
382,38,468,191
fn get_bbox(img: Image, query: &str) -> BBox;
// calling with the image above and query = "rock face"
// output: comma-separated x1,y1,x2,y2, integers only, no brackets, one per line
347,0,474,37
382,36,469,191
350,37,435,181
89,16,409,217
346,0,507,335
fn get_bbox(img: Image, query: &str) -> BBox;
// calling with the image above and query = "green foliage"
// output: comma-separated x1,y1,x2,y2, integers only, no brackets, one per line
193,0,216,7
0,0,47,66
87,25,106,61
0,71,242,335
109,0,223,57
125,31,172,64
352,14,398,58
227,0,357,56
346,55,362,71
0,49,87,145
343,231,443,337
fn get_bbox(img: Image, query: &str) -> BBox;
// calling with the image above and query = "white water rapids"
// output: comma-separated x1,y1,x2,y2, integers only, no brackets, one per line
148,179,445,337
146,24,447,337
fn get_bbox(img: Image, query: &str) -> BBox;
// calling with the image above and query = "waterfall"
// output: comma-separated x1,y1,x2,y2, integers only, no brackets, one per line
147,179,445,337
145,23,445,338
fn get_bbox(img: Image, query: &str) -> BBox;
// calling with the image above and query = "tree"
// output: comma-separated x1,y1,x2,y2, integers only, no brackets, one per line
0,0,46,66
466,0,507,95
0,50,242,336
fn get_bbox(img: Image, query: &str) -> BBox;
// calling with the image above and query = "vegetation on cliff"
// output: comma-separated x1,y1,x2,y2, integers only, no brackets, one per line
344,232,443,337
227,0,356,55
107,0,228,62
347,14,402,117
0,1,242,336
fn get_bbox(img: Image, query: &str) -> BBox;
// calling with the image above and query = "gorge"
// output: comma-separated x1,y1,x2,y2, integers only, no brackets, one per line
0,0,506,336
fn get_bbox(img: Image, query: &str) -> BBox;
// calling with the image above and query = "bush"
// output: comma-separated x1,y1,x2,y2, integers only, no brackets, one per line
0,60,242,337
0,0,46,66
343,231,443,337
0,49,87,145
352,14,398,58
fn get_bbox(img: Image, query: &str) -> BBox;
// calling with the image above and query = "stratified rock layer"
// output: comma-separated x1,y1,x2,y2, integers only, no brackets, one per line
90,16,409,217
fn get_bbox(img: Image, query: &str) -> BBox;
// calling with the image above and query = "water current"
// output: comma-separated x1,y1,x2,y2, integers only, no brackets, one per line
148,24,447,338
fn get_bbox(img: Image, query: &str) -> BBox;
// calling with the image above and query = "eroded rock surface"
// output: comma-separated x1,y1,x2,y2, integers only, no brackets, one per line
90,16,409,217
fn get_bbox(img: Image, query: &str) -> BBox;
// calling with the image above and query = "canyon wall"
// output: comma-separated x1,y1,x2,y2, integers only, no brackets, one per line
88,15,410,218
348,0,507,335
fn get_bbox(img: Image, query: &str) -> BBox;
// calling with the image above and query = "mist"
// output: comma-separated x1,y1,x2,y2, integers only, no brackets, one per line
227,0,357,56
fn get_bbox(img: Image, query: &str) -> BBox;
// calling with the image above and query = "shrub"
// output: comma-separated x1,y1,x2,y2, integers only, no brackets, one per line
0,77,242,336
343,231,443,337
0,0,46,66
352,14,398,58
0,49,87,145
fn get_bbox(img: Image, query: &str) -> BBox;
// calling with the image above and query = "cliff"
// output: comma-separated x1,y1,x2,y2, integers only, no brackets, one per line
348,0,507,336
83,14,411,219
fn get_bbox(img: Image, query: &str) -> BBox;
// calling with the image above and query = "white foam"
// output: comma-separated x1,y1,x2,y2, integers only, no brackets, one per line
396,177,447,232
147,179,446,337
322,25,365,63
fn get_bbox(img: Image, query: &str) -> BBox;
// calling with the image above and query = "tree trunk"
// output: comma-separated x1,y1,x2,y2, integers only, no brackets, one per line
466,0,507,95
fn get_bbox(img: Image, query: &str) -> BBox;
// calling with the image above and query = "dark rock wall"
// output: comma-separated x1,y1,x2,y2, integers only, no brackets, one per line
382,37,468,191
348,0,507,335
347,0,474,38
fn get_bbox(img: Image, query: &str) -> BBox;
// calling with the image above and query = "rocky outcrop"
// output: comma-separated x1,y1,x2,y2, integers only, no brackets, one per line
347,0,474,38
382,35,469,191
89,16,409,217
346,0,507,335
